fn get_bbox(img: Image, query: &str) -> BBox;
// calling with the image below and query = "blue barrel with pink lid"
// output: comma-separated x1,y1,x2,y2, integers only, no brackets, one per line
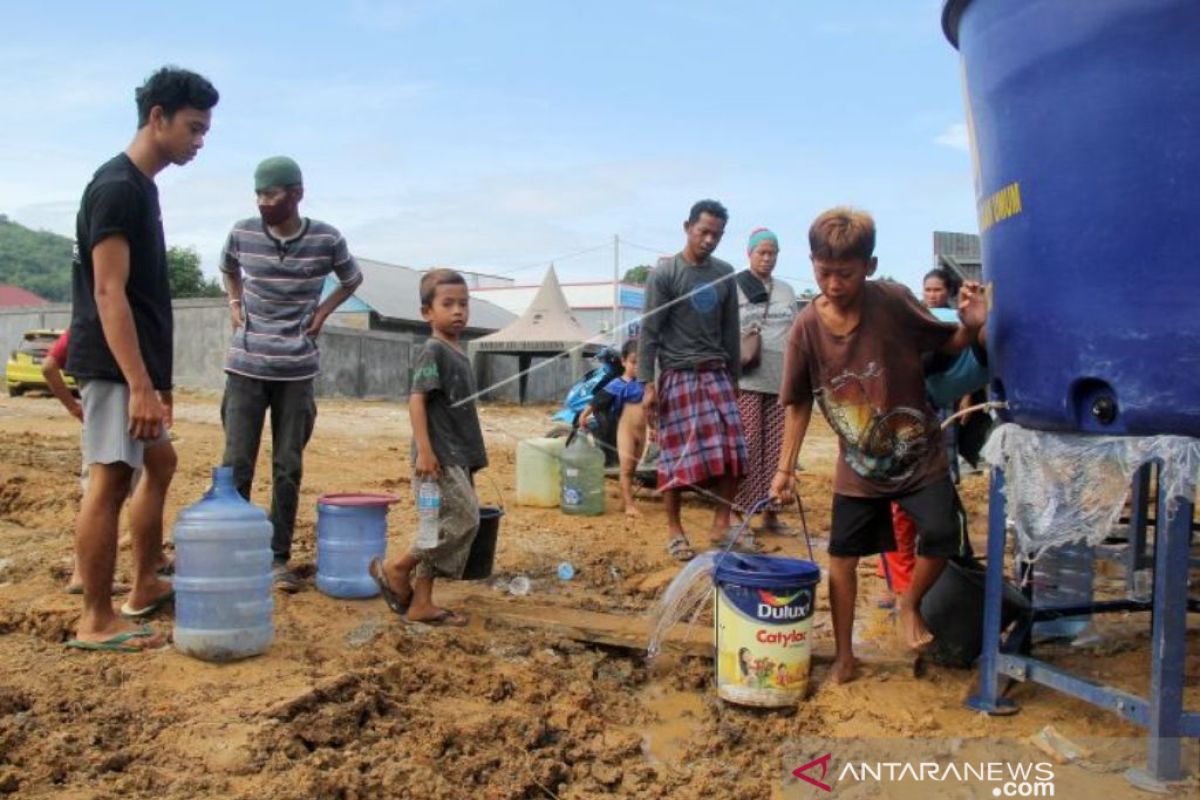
173,466,274,662
315,493,399,598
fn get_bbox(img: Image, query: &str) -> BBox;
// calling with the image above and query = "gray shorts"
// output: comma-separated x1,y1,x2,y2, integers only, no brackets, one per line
411,465,480,580
80,380,170,470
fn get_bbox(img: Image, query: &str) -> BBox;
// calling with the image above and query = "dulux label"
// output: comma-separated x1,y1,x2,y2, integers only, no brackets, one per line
721,582,815,624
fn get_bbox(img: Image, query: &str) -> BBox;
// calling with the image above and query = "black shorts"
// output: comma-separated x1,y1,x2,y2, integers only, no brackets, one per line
829,477,967,559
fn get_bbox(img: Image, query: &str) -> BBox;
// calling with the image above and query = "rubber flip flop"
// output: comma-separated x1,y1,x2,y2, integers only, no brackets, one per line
407,609,469,627
119,590,175,619
667,535,696,562
369,557,411,615
759,520,794,536
64,626,163,653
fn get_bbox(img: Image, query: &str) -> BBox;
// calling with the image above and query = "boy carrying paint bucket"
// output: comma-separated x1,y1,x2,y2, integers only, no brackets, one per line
770,207,986,684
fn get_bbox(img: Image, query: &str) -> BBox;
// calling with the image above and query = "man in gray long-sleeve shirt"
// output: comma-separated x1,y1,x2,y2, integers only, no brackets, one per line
638,199,747,561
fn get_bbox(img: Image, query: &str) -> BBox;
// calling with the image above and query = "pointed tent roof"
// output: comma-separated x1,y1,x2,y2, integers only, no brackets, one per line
472,265,596,352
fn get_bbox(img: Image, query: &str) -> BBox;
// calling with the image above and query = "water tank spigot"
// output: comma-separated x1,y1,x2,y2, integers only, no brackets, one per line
1091,395,1117,425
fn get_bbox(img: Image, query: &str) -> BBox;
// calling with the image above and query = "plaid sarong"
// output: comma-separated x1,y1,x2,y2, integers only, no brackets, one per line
656,368,747,491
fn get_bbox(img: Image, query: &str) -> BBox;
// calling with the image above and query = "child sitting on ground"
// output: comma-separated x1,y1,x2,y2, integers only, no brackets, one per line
370,269,488,627
579,339,649,516
771,207,985,684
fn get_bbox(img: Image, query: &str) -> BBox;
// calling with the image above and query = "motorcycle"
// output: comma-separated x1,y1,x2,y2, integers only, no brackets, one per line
547,346,657,485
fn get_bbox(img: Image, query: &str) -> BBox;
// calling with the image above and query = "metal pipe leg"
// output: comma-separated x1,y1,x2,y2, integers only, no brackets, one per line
967,468,1016,714
1146,480,1190,781
1127,463,1152,593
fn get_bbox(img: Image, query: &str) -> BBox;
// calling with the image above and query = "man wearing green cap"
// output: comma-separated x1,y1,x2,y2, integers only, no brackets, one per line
219,156,363,591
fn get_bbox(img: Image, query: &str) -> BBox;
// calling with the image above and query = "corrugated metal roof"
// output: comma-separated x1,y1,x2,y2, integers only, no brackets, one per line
326,258,516,332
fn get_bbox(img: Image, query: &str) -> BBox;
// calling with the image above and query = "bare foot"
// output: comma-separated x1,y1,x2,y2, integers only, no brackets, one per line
829,657,858,684
384,562,414,608
624,505,642,518
126,578,173,612
897,596,934,652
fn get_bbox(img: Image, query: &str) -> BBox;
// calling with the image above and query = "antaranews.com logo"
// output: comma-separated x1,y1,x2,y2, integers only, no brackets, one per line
786,744,1056,798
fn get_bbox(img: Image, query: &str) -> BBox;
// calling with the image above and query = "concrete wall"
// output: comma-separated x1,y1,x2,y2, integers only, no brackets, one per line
0,305,72,358
1,300,416,401
475,352,577,405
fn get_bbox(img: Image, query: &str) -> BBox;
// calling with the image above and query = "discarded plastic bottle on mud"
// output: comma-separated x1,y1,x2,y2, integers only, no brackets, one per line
416,479,440,550
508,575,531,596
557,562,576,581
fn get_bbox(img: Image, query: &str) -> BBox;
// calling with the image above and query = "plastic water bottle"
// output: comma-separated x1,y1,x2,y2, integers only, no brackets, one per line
508,575,531,596
557,562,576,581
416,479,440,550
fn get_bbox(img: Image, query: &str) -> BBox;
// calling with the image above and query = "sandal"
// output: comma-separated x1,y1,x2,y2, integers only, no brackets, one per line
667,535,696,562
369,557,411,615
406,608,469,627
759,517,794,536
712,526,764,553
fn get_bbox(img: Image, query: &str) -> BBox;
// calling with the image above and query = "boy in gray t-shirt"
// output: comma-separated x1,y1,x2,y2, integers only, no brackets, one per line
371,269,486,627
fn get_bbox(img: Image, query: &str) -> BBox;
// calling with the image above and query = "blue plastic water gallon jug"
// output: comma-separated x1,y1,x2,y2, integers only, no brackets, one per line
173,466,274,661
944,0,1200,436
315,493,398,598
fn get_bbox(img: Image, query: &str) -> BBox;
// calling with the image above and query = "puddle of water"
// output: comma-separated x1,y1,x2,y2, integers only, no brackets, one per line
635,684,707,766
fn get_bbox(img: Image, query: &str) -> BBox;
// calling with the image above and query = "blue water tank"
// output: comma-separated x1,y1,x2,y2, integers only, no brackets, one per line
315,493,397,598
173,467,274,661
944,0,1200,436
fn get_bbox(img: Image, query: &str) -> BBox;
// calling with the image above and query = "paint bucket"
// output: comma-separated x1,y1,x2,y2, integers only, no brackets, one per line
462,506,504,580
920,556,1030,668
714,554,821,707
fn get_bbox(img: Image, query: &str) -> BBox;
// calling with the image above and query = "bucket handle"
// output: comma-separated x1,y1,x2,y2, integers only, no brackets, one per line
723,496,816,564
477,470,506,513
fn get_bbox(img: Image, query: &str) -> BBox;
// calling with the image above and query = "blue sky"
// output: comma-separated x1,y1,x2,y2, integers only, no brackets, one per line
0,0,975,293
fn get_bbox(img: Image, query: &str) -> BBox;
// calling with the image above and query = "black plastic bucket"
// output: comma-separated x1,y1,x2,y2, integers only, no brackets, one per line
920,556,1029,668
462,505,504,580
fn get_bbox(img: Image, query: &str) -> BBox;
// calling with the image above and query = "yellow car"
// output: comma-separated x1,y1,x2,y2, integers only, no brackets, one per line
5,329,75,397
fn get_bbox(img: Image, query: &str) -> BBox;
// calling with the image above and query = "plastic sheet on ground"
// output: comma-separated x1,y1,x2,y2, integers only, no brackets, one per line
982,423,1200,559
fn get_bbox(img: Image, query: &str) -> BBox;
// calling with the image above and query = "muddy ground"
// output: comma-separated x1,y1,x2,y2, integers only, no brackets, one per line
0,391,1196,799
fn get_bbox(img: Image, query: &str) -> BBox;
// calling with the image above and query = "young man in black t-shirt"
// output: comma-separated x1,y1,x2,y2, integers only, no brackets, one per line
64,67,218,654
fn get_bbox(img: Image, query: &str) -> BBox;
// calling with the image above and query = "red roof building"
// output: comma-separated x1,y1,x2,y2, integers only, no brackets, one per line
0,284,48,308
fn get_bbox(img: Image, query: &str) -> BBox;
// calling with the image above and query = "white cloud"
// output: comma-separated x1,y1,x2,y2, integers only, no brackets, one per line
935,122,970,152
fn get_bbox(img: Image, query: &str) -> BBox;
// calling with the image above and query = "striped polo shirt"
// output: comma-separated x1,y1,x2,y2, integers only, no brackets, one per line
220,217,363,381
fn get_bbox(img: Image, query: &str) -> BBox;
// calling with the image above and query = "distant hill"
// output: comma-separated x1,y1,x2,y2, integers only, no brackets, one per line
0,215,73,302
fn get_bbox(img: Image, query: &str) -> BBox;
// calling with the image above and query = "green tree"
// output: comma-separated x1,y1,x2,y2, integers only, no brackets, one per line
167,245,223,298
0,214,74,301
622,264,652,285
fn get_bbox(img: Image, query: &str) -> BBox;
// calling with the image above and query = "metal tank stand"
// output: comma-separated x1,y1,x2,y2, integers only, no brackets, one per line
967,465,1199,783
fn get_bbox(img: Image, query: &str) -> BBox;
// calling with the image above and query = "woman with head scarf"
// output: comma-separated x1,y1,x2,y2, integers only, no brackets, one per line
731,228,798,542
